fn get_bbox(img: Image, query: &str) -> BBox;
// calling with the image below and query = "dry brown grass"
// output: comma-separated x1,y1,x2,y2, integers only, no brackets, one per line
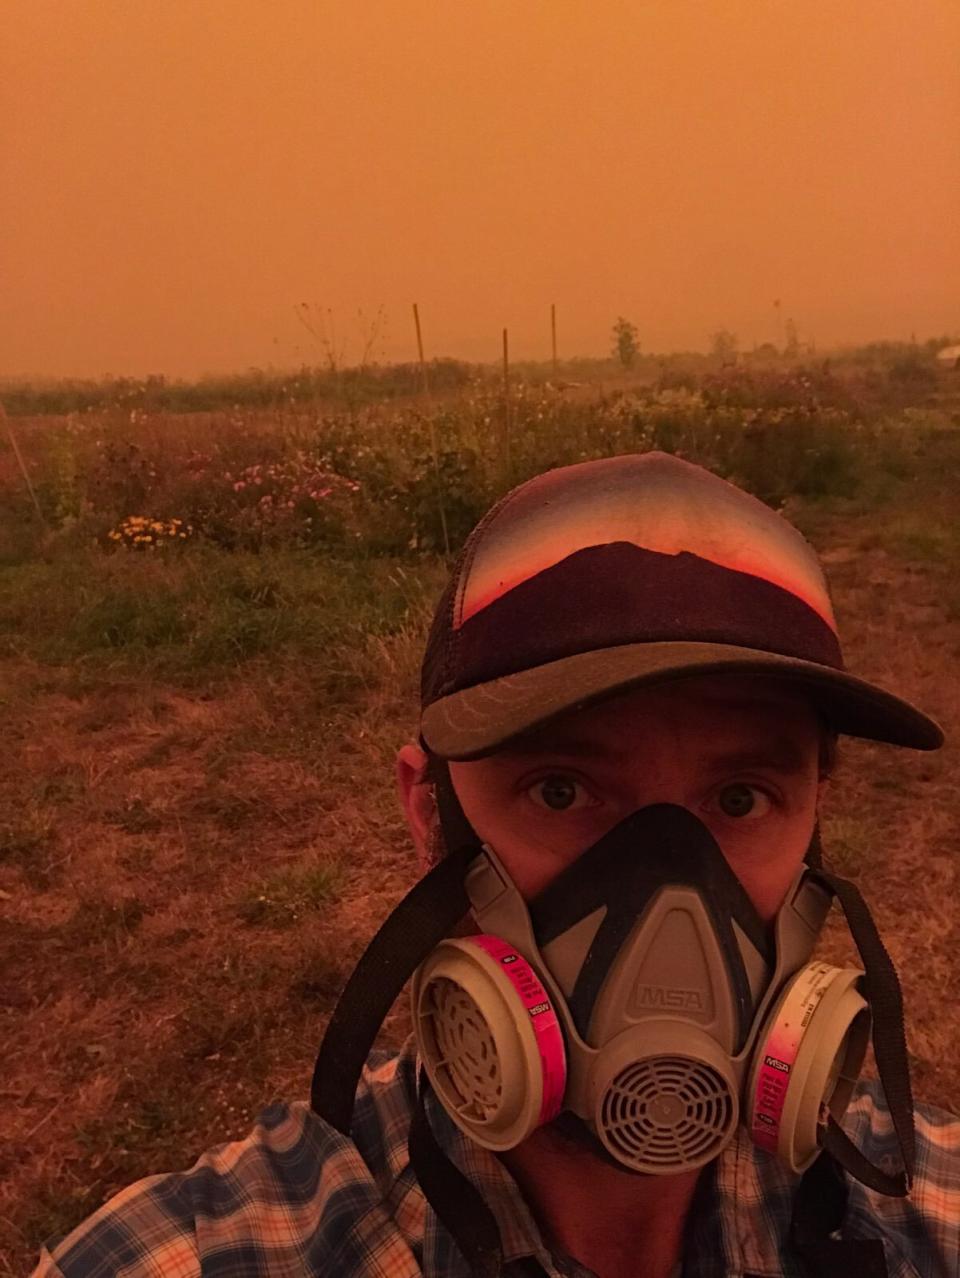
2,446,959,1275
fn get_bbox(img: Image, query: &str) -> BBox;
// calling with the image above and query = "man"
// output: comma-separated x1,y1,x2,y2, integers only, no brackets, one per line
32,453,957,1278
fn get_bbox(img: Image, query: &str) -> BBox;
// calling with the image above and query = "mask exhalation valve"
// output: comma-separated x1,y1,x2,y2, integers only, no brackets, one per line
587,1022,740,1173
600,1057,736,1169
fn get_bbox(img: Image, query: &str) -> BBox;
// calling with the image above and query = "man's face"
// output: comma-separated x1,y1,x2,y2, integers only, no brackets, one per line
445,676,826,921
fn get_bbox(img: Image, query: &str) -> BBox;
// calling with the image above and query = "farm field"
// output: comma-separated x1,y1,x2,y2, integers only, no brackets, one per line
2,353,959,1275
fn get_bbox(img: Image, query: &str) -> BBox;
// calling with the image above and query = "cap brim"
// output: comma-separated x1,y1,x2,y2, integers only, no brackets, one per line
420,641,944,760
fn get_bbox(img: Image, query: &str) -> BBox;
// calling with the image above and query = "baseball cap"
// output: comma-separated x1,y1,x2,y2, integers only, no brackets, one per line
419,452,943,760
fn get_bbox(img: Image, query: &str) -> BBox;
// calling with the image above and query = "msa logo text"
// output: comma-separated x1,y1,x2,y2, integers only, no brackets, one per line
635,986,704,1012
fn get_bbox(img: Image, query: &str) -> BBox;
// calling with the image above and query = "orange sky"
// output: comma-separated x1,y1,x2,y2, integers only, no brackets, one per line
3,1,959,379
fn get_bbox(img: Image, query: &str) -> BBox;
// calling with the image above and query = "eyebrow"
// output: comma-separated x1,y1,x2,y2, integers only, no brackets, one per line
505,736,810,776
697,742,810,776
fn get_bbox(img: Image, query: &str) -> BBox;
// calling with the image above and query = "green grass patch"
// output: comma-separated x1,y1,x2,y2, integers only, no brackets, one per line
235,860,344,928
887,527,958,565
0,546,441,682
881,515,960,568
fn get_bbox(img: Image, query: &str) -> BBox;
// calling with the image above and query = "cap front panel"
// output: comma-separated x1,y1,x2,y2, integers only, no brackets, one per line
453,541,843,692
456,454,837,633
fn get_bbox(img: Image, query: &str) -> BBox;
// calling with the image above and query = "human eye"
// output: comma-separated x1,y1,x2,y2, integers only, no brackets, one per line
525,773,598,813
706,781,776,822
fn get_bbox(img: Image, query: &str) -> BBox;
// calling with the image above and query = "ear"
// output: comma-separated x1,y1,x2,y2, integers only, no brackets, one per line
396,742,436,873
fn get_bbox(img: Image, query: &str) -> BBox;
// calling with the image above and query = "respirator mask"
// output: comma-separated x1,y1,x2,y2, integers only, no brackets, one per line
413,802,874,1179
311,772,915,1277
313,777,914,1181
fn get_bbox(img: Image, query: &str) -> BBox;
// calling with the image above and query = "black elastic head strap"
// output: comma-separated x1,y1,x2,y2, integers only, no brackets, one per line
312,744,505,1275
311,843,474,1133
810,866,916,1196
409,1068,506,1278
790,1151,889,1277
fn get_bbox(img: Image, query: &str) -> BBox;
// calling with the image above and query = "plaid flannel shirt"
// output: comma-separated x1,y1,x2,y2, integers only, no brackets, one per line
30,1039,959,1278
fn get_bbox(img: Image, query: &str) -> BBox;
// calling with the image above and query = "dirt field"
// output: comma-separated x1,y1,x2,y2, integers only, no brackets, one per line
2,404,958,1275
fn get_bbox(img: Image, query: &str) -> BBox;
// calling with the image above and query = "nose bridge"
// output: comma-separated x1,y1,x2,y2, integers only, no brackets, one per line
612,743,745,879
618,730,692,813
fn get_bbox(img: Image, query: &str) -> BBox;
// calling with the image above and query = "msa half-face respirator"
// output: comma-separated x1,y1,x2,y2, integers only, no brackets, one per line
412,803,872,1178
312,780,916,1277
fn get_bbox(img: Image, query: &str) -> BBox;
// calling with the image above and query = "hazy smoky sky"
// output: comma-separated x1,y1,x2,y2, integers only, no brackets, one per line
3,1,958,379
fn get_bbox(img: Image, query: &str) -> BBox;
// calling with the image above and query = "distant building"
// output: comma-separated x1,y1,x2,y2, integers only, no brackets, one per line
935,343,960,367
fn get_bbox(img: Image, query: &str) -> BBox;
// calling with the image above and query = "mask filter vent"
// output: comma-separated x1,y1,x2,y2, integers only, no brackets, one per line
597,1052,738,1172
414,936,568,1150
425,977,502,1121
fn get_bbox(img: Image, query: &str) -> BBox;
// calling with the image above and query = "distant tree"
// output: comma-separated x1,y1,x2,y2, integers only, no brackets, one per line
710,329,739,363
612,317,640,368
